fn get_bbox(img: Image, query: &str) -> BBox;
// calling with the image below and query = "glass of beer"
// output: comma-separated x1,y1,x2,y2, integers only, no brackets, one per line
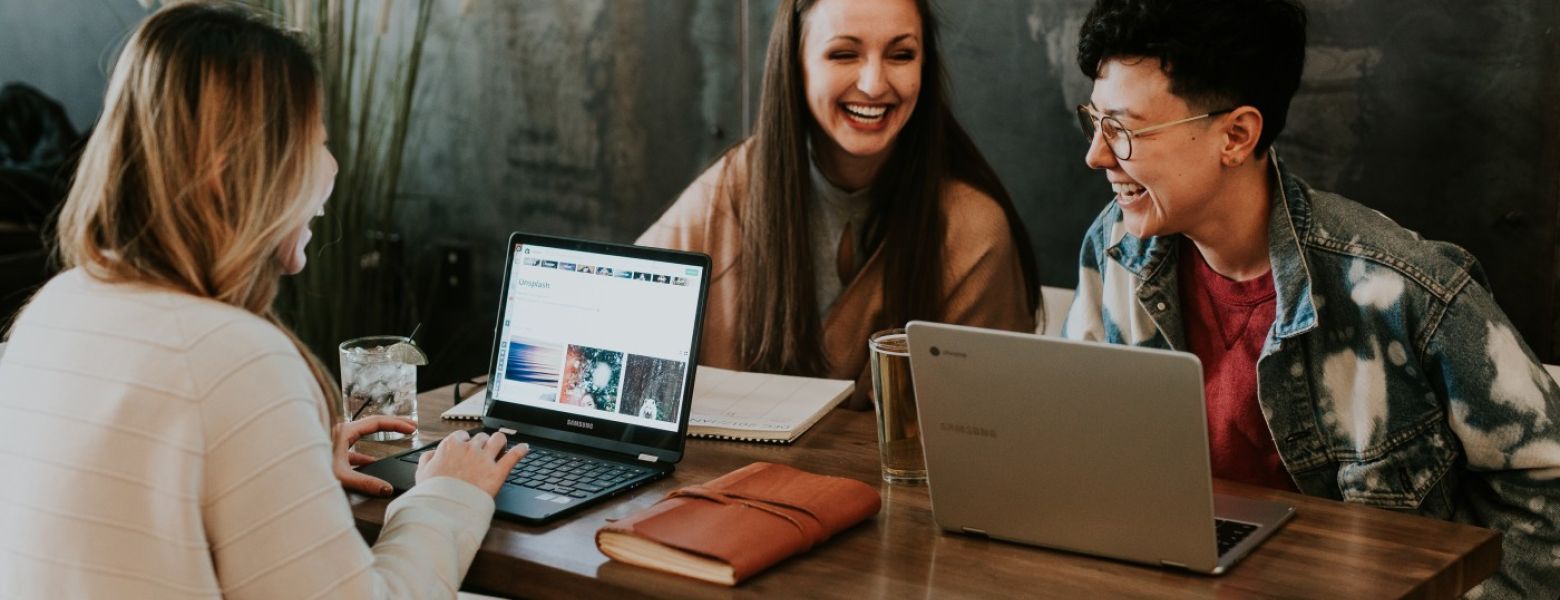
868,328,926,484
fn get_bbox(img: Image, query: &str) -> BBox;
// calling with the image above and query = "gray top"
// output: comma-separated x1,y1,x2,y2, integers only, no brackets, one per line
808,158,874,314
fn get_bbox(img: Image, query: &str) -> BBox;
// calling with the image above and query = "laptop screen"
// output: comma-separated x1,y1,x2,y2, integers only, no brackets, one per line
483,233,709,460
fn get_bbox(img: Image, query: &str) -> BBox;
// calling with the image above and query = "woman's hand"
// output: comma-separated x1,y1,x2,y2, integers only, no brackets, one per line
416,429,529,496
333,416,417,496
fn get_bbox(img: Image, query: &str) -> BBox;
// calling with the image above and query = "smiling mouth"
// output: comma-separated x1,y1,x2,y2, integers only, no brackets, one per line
841,102,891,124
1112,182,1146,203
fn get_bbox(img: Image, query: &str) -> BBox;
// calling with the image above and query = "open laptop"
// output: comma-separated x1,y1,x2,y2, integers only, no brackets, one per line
360,232,710,524
905,321,1294,574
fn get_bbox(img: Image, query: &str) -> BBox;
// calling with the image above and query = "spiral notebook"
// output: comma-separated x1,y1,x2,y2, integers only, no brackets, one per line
445,368,852,443
686,366,853,444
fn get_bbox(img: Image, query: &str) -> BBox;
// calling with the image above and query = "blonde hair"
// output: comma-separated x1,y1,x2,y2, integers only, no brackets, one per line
56,1,341,421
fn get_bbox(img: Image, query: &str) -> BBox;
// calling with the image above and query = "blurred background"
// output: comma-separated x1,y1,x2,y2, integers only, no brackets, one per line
3,0,1557,389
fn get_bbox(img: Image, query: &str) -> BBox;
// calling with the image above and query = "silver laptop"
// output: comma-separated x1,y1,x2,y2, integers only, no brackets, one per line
905,321,1294,574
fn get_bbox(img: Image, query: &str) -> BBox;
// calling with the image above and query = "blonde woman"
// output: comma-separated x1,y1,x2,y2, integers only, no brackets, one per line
0,2,525,597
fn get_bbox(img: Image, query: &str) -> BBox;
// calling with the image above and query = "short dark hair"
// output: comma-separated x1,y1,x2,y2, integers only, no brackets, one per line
1076,0,1307,154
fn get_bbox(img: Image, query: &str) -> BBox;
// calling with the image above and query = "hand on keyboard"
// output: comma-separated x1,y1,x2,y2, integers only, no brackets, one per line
416,429,530,496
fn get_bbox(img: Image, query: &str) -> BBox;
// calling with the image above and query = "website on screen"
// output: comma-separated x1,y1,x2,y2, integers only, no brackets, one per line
490,244,702,432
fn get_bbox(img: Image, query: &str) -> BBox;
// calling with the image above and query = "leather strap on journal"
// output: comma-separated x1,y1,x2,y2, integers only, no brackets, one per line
596,462,882,583
663,485,831,550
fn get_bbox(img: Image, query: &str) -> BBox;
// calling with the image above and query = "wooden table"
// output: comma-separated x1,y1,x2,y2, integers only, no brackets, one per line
350,382,1501,600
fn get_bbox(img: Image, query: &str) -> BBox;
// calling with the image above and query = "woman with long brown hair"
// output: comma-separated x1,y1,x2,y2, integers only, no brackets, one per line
0,3,524,597
639,0,1039,406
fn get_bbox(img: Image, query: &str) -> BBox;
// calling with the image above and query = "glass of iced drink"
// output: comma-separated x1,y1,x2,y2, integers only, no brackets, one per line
338,336,424,441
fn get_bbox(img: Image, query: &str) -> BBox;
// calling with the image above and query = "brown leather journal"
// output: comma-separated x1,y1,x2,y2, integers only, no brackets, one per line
595,462,881,585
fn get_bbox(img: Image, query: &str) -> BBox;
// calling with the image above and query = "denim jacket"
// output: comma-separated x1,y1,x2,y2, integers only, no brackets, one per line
1062,158,1560,599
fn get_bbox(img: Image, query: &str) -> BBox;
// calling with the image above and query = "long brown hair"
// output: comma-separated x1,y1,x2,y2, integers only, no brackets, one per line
733,0,1039,376
54,1,341,420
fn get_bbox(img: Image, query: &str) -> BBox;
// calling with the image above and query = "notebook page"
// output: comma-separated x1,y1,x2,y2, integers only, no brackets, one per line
690,367,852,432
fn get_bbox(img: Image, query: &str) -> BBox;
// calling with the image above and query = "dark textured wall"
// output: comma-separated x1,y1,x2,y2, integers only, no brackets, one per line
5,1,1559,386
397,0,745,385
0,2,151,130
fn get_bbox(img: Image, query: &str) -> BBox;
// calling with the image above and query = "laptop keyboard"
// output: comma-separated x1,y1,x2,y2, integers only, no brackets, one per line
1215,518,1259,555
397,444,651,499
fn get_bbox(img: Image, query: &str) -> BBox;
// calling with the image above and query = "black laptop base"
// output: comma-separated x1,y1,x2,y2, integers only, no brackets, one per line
356,428,671,524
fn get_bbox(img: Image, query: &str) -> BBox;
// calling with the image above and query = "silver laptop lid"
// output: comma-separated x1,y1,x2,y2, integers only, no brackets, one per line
906,321,1223,572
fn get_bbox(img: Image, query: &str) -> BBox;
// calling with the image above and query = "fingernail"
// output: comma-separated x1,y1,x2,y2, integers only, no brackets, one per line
381,484,392,495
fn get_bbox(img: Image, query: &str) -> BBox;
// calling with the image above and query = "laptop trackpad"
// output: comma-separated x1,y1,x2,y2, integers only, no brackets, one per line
358,454,419,493
496,484,574,518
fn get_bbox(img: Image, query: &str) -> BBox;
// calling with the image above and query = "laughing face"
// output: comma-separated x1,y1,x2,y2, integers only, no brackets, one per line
801,0,922,173
1084,58,1228,239
276,118,337,275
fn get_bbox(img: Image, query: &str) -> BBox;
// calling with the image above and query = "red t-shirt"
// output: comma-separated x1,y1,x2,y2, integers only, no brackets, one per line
1178,238,1297,492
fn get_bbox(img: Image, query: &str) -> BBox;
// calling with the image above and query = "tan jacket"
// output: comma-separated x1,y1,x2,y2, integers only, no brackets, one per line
637,152,1035,409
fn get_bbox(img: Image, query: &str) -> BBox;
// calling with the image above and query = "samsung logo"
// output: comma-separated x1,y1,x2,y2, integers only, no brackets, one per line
941,422,997,438
566,419,594,430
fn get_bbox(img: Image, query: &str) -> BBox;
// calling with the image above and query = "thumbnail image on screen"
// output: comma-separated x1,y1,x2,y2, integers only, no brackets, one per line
619,355,686,422
559,344,623,413
503,338,564,402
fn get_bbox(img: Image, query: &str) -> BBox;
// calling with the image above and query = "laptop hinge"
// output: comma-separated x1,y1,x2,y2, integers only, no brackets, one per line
1159,560,1189,570
637,453,659,463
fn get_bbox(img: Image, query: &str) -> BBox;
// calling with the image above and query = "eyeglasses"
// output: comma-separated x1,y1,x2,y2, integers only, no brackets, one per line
1076,104,1233,161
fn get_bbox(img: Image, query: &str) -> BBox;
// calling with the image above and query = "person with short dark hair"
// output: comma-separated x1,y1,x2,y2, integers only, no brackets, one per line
1061,1,1559,596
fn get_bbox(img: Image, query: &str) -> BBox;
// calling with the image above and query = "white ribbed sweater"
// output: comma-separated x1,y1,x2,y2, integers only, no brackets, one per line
0,269,494,599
